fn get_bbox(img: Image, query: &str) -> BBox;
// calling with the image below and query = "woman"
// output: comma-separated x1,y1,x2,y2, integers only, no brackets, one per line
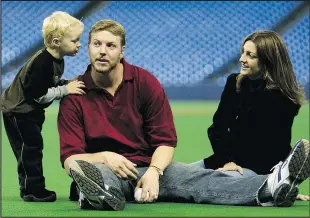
190,30,309,200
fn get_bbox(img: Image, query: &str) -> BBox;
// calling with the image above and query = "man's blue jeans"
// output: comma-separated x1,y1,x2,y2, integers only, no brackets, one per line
188,159,258,177
94,162,268,206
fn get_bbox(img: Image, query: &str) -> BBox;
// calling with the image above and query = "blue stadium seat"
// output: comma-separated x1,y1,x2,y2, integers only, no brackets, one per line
1,1,88,66
2,1,308,90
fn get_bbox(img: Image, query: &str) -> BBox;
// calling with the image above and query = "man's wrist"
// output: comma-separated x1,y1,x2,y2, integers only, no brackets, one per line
97,151,109,164
149,165,163,176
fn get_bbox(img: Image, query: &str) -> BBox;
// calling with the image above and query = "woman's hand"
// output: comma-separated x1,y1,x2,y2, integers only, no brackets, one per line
296,194,310,201
216,162,244,175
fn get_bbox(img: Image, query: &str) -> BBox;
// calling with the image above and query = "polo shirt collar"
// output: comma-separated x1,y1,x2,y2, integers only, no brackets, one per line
122,58,134,81
81,58,134,90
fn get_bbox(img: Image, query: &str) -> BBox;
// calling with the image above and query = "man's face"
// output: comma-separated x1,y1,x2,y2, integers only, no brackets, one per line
239,40,261,78
59,24,84,56
88,30,124,74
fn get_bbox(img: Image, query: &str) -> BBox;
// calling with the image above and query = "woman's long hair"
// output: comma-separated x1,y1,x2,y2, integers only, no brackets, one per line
236,30,305,105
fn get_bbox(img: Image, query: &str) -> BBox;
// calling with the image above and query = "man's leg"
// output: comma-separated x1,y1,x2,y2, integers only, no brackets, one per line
157,139,309,207
158,162,267,205
263,139,310,206
187,159,257,178
69,160,128,210
219,168,257,178
69,139,309,208
94,163,135,202
187,160,205,168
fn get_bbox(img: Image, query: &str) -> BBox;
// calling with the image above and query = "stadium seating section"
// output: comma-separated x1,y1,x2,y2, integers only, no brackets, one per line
2,1,309,89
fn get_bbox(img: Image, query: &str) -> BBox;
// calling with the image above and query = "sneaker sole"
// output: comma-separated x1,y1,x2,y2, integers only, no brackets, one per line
274,139,310,207
70,160,126,202
70,170,125,211
69,160,125,211
288,139,310,182
273,184,298,207
23,193,56,202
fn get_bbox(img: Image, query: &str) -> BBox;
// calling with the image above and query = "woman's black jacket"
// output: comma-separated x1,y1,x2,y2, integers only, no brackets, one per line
205,73,300,174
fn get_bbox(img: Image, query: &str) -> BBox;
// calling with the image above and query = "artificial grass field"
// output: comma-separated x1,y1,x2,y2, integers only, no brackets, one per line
1,101,309,217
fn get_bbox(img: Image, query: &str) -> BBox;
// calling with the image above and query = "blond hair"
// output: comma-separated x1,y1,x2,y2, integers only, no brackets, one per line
236,30,305,105
88,19,126,46
42,11,84,48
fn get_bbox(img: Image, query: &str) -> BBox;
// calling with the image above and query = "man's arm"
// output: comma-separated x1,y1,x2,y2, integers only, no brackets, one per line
63,152,106,175
149,145,174,173
135,72,177,202
135,145,174,202
58,96,89,169
63,151,139,179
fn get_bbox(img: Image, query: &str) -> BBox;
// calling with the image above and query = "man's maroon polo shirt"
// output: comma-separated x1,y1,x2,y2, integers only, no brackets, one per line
58,59,177,166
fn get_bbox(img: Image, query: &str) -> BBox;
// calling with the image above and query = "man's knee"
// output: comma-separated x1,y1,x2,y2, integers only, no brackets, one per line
162,162,205,180
93,163,123,188
93,163,116,177
166,162,211,173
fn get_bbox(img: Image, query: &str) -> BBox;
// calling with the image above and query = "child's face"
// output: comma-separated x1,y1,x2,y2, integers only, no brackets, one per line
59,24,84,56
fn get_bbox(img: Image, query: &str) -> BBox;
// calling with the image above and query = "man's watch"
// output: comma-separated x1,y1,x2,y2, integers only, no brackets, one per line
149,165,164,176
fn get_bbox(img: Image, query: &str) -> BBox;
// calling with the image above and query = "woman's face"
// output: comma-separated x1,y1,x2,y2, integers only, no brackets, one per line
239,40,261,79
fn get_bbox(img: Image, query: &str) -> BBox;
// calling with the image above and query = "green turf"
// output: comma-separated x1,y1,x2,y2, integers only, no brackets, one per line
1,101,309,217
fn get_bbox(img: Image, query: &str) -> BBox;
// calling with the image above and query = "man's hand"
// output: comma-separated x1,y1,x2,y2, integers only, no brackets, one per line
102,152,139,180
216,162,244,175
135,167,160,203
66,80,86,95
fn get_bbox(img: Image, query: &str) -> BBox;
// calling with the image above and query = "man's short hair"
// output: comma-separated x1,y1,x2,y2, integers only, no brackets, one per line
88,19,126,46
42,11,84,48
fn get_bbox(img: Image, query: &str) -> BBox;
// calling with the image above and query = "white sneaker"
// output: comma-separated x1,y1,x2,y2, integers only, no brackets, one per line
267,139,310,207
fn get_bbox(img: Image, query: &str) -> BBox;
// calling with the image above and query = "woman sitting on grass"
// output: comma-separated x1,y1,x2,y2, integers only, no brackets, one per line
189,30,309,201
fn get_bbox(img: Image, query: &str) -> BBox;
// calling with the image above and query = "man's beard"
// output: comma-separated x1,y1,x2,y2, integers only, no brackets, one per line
92,62,117,74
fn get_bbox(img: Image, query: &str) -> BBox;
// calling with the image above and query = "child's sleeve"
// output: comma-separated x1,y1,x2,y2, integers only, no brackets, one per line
57,79,69,86
34,85,69,104
24,57,53,99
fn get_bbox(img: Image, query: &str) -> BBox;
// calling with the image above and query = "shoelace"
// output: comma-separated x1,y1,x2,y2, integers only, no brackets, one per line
270,161,283,172
268,161,285,194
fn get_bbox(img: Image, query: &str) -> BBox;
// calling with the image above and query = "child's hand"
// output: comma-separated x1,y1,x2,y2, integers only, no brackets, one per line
68,76,79,83
66,80,86,95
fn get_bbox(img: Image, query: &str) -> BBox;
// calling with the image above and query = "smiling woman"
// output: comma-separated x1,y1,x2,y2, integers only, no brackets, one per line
189,30,309,201
239,41,261,79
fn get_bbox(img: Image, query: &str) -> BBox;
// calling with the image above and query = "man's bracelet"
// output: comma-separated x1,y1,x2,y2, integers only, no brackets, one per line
149,165,164,176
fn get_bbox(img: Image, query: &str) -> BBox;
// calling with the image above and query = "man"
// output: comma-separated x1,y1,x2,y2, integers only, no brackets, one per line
58,19,310,210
